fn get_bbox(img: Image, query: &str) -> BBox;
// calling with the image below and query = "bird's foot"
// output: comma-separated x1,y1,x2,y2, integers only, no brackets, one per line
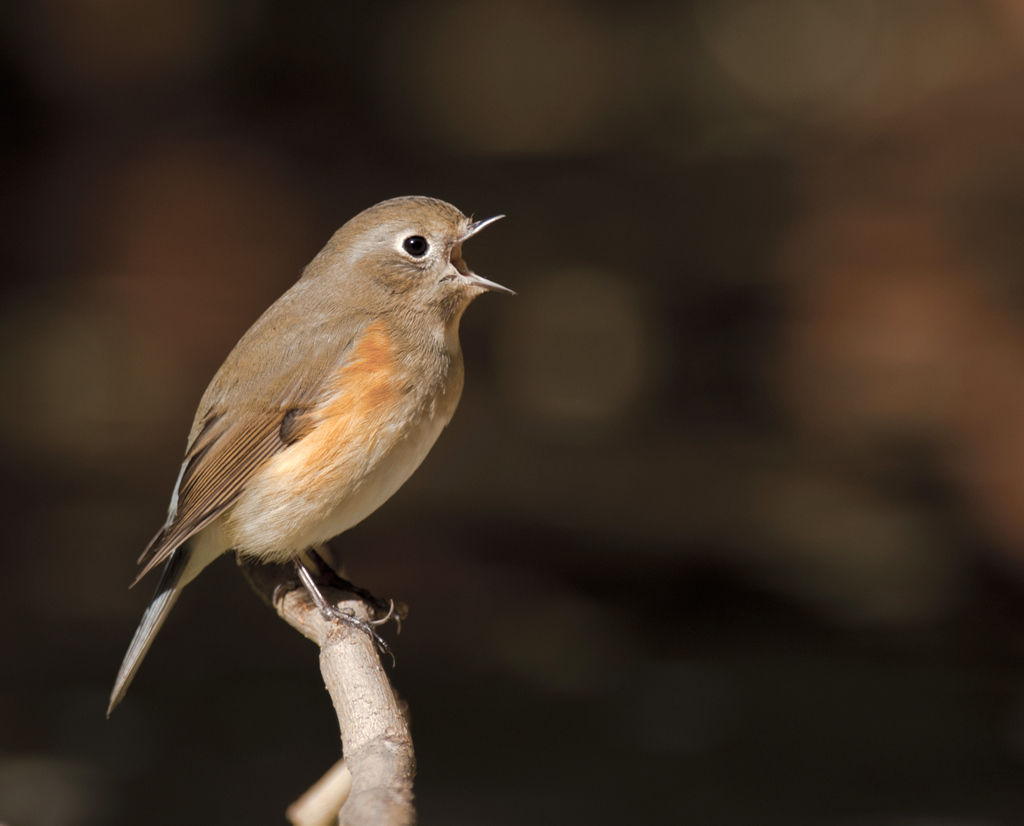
306,547,408,632
320,601,394,664
295,560,399,664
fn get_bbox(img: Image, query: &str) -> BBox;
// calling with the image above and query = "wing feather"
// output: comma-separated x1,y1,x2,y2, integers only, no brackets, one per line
131,309,370,586
132,414,298,585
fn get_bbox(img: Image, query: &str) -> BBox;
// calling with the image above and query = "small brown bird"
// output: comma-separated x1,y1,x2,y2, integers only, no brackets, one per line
109,196,510,715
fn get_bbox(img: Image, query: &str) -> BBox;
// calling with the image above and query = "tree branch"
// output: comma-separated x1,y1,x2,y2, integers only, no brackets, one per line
239,559,416,826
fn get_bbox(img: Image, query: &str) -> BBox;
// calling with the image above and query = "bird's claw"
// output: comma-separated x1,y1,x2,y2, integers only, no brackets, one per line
367,599,407,635
295,562,398,665
369,599,395,627
321,603,395,665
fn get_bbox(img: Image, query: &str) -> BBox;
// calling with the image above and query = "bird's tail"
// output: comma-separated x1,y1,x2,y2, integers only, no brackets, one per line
107,547,190,716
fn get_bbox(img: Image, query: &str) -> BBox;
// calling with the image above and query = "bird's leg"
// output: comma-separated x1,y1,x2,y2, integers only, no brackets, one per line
295,561,394,664
307,545,406,633
307,547,388,611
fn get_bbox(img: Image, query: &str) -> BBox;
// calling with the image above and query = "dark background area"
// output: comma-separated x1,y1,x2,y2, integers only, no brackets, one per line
4,1,1024,824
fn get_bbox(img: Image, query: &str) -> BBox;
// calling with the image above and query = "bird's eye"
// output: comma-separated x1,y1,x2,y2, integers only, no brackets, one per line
402,235,429,257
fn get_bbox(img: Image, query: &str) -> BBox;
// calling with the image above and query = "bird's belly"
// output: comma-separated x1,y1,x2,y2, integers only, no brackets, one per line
308,409,449,544
225,393,455,562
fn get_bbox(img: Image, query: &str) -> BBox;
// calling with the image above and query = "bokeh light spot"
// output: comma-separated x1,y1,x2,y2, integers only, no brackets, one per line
695,0,880,113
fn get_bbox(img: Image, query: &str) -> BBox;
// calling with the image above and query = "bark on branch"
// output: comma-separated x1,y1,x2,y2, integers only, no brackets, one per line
239,559,416,826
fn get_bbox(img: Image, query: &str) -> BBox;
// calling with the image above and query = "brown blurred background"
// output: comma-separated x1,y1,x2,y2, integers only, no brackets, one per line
4,1,1024,824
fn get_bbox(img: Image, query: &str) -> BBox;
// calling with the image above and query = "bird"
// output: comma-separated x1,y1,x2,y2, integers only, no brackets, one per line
108,196,511,715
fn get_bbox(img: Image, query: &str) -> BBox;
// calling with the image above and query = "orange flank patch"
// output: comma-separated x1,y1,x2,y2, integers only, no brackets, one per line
266,322,404,491
325,321,402,412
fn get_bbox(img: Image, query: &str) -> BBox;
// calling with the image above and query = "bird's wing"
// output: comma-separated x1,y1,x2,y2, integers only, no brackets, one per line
132,401,320,586
132,307,371,586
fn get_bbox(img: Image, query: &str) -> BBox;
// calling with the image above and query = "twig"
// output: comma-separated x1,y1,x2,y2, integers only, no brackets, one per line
240,560,416,826
286,759,352,826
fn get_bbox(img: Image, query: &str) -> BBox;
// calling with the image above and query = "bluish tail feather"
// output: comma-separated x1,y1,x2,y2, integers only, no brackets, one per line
108,548,189,716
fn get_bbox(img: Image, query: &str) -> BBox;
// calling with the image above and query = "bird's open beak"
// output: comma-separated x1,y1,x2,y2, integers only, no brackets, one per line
463,214,505,240
462,271,515,295
453,214,515,295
